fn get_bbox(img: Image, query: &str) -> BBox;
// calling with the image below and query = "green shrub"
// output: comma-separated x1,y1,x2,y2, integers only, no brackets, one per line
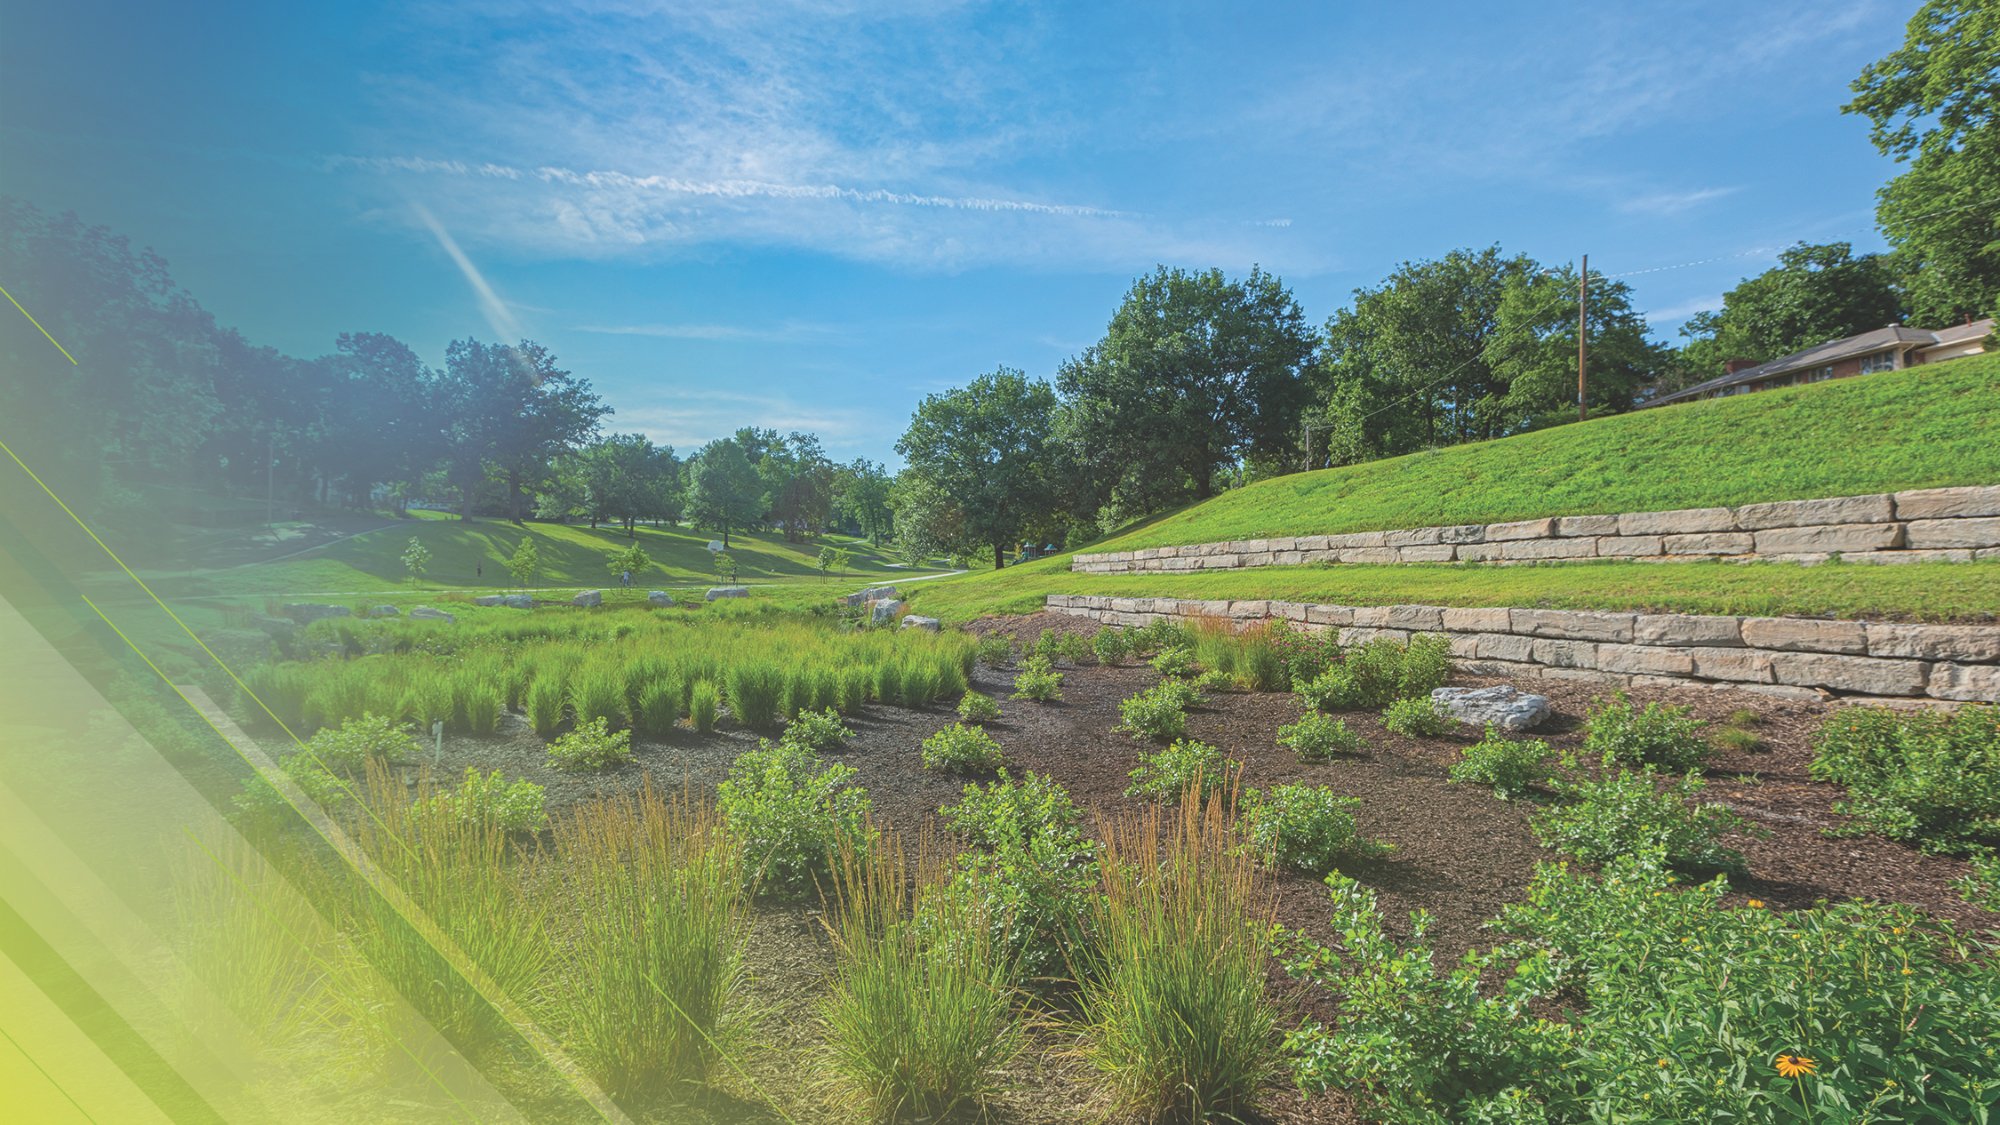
689,680,720,733
1126,739,1238,803
546,717,633,771
974,634,1014,668
1092,628,1130,666
1075,799,1279,1122
301,713,419,772
1957,851,2000,912
1030,629,1063,664
726,662,785,731
956,692,1002,724
1448,727,1555,799
525,674,567,737
1810,704,2000,853
1583,692,1711,771
1131,616,1190,655
1533,760,1748,873
1055,631,1093,666
1381,695,1454,738
1397,634,1454,698
1238,785,1383,875
1192,668,1243,694
1150,645,1197,679
1268,621,1342,684
821,851,1022,1121
921,723,1006,774
1010,656,1063,702
421,767,547,833
782,707,854,754
942,771,1099,979
717,738,874,898
635,679,683,735
1277,711,1366,762
1116,680,1202,743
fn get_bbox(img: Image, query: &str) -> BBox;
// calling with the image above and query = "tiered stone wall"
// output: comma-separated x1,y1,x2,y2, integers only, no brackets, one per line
1045,594,2000,704
1071,486,2000,573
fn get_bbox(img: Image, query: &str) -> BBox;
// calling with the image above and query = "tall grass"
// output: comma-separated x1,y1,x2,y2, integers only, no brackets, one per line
690,680,720,733
525,674,567,736
169,828,337,1045
727,661,785,730
899,658,942,710
552,783,749,1099
819,836,1022,1121
569,660,629,729
1073,794,1282,1122
635,678,684,736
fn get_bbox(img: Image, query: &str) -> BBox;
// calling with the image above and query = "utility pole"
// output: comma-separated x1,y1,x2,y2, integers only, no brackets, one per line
266,429,276,527
1577,253,1590,422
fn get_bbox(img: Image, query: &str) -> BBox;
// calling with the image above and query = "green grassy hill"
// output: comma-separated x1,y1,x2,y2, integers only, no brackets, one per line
157,519,912,597
1093,354,2000,553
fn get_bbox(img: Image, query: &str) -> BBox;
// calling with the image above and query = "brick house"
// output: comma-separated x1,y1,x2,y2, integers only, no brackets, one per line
1645,318,1995,407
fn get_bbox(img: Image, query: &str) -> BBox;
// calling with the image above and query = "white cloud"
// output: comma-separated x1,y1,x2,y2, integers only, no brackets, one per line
613,389,894,453
574,320,845,342
1646,295,1724,323
1617,187,1739,217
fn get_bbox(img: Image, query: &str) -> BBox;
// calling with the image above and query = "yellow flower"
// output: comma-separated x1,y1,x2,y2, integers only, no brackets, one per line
1776,1053,1818,1079
1747,899,1765,908
1657,1058,1670,1068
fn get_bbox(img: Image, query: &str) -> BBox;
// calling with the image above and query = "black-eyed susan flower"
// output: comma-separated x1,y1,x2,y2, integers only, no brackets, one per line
1776,1053,1817,1079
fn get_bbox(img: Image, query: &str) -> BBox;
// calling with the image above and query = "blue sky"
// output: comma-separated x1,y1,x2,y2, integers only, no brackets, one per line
2,0,1914,467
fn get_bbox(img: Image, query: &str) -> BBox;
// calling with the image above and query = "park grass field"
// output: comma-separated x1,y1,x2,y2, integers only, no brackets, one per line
149,518,912,597
904,555,2000,624
1088,353,2000,553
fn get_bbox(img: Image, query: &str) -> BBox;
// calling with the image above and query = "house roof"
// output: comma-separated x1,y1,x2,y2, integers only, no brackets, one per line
1647,321,1989,407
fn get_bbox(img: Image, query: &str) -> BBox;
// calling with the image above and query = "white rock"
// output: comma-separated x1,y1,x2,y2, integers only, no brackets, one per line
572,589,603,607
1430,685,1552,732
474,595,505,606
647,590,676,607
368,605,400,617
706,586,749,601
409,606,455,622
502,594,534,609
870,598,906,624
900,615,941,632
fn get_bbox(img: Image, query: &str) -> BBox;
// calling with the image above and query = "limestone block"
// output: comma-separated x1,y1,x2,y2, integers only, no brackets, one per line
1475,633,1535,662
1904,517,2000,550
1385,605,1447,631
1892,485,2000,521
1750,523,1905,555
1510,609,1636,642
1530,638,1599,669
1553,514,1620,537
1326,531,1389,549
1454,542,1504,562
1769,652,1929,696
1343,548,1399,564
1927,662,2000,702
1305,604,1354,626
1687,647,1775,683
1487,517,1558,541
1739,617,1867,655
1448,634,1482,658
1661,532,1755,556
1864,623,2000,663
1272,550,1304,565
1597,535,1665,557
1339,627,1411,647
1385,526,1444,547
1431,685,1551,731
1242,552,1275,567
1734,494,1893,529
1441,606,1512,633
706,586,749,601
1619,507,1736,535
1439,524,1487,544
1228,600,1270,619
899,615,941,631
1843,549,1974,565
1596,643,1696,676
1297,535,1332,551
1634,613,1743,647
1499,537,1598,560
1396,545,1458,563
1350,606,1393,627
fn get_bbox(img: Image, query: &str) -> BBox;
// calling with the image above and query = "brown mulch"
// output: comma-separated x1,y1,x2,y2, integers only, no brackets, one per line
389,610,1994,1124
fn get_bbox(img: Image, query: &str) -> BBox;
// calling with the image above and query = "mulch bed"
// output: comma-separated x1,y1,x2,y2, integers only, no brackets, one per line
394,610,1994,1124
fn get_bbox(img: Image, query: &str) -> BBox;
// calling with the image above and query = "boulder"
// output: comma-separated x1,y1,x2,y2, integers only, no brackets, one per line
368,605,400,617
647,590,676,607
706,586,749,601
474,595,505,607
706,540,725,552
252,614,297,637
572,589,603,608
899,615,941,632
409,606,455,623
282,603,351,624
502,594,534,609
870,598,906,625
1430,685,1552,732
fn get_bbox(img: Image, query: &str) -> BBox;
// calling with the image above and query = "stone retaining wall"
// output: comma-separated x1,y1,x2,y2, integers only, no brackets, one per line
1070,485,2000,573
1045,594,2000,704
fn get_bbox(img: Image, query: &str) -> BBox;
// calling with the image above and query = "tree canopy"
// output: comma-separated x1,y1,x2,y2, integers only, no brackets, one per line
895,368,1058,569
1670,242,1904,387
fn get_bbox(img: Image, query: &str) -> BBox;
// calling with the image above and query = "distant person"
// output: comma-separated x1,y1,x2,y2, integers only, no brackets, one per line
620,569,631,587
476,563,483,581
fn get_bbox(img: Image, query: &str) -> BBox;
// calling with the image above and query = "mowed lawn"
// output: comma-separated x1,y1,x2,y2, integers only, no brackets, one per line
164,519,913,596
906,555,2000,624
1093,355,2000,553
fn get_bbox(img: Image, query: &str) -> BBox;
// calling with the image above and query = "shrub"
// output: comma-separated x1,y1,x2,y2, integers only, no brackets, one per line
1029,629,1063,664
1193,668,1242,694
1810,704,2000,853
942,771,1099,979
1269,621,1342,684
974,634,1014,668
1126,739,1238,803
1055,631,1093,666
525,674,567,737
1116,680,1202,743
1150,645,1197,679
1397,634,1454,698
421,767,547,833
553,786,746,1097
1010,656,1063,702
635,679,683,736
726,662,785,730
1238,785,1384,875
1533,759,1748,873
717,738,874,897
689,680,720,733
1278,711,1366,761
1957,851,2000,911
1092,627,1130,666
546,717,634,771
1448,726,1555,799
821,847,1021,1121
1132,616,1190,655
301,713,419,772
1381,695,1454,738
1074,799,1280,1122
1583,692,1711,771
781,707,853,754
956,692,1002,724
921,723,1006,774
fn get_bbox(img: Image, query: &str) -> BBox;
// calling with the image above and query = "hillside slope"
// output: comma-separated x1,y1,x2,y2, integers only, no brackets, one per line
1094,354,2000,553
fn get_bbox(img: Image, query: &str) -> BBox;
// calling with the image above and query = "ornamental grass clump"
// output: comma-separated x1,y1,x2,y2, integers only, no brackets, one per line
635,678,684,736
1448,726,1555,799
1126,739,1239,803
1073,796,1281,1123
717,737,873,897
1278,711,1366,762
689,680,720,733
921,723,1006,774
1583,692,1711,771
819,839,1023,1122
568,660,628,729
726,661,785,731
553,783,748,1098
525,674,567,737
